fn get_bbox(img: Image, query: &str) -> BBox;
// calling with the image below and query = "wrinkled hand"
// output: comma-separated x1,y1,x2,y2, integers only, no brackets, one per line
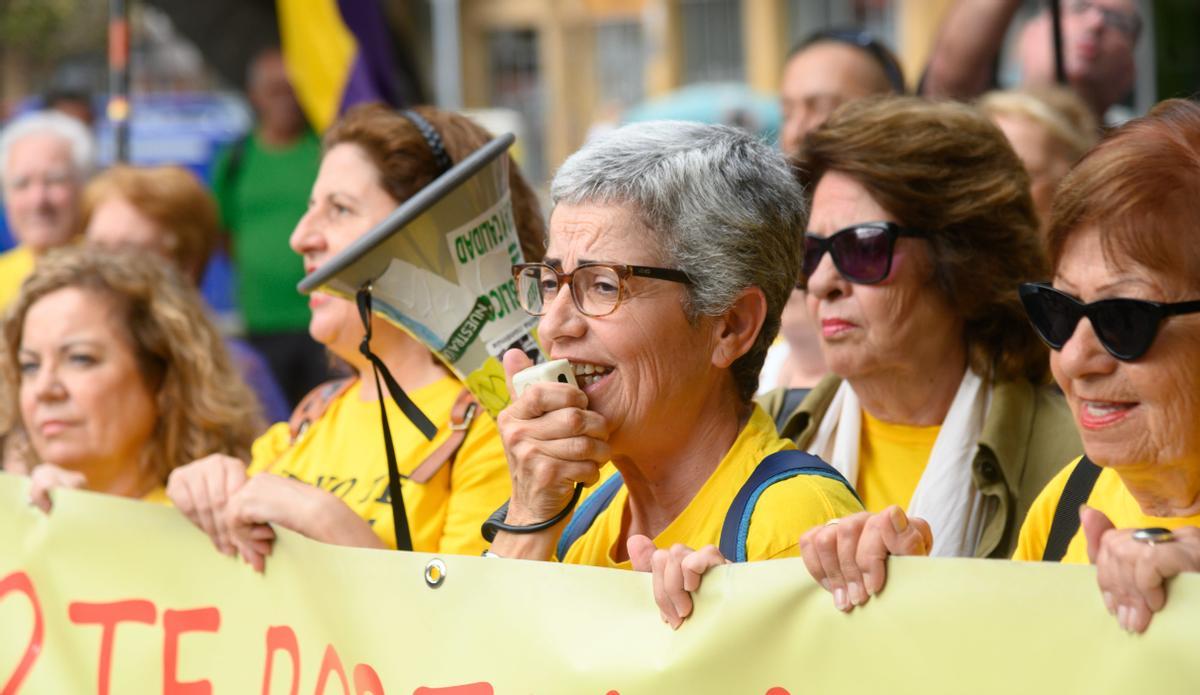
166,454,249,557
223,473,383,573
28,463,87,513
1082,506,1200,634
496,349,610,524
628,535,728,629
799,506,932,612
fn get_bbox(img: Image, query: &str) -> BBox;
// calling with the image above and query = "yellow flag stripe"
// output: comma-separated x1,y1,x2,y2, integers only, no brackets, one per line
276,0,357,132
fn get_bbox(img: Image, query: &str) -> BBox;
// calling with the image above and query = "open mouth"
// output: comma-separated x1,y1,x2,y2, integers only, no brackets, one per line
1078,399,1137,429
572,361,614,388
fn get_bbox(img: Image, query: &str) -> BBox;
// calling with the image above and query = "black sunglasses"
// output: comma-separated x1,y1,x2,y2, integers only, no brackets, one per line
1019,282,1200,361
802,222,922,286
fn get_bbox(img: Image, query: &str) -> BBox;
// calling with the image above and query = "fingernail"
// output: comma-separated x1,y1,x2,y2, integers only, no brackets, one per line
1102,591,1115,615
890,507,907,534
833,588,847,611
820,579,831,591
848,581,865,606
1117,605,1128,631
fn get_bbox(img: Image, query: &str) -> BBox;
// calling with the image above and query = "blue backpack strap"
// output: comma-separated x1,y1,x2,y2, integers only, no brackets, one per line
555,472,625,561
719,450,861,563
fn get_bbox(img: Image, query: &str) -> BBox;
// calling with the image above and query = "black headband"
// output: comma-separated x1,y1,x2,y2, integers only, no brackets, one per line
400,108,452,176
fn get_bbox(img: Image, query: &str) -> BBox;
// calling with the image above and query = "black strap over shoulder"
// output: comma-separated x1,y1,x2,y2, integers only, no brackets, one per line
1041,455,1102,562
718,449,859,562
551,449,860,564
773,387,811,432
356,286,438,552
554,474,625,560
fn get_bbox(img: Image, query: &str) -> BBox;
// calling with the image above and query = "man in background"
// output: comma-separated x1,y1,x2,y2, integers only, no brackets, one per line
922,0,1139,120
0,111,94,308
212,47,329,407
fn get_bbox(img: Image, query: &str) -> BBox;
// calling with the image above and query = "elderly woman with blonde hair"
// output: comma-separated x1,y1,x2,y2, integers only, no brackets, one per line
978,86,1098,228
803,98,1200,635
1,247,262,509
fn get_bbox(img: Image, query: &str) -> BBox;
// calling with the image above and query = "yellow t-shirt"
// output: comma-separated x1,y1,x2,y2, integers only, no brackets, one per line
856,409,940,513
561,405,864,568
142,486,171,505
1013,456,1200,563
248,376,509,555
0,245,34,310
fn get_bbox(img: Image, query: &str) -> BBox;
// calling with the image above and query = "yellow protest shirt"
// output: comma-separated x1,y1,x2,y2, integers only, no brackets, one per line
0,245,34,310
142,486,171,506
248,376,509,555
1013,456,1200,563
561,405,864,567
856,410,940,513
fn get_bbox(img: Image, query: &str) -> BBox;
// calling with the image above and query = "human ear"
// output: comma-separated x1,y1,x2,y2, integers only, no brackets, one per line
710,286,767,369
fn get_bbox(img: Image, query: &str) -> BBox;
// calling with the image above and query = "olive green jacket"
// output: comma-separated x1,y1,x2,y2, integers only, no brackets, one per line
757,374,1082,559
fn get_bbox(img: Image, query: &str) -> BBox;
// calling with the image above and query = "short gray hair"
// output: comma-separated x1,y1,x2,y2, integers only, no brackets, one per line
551,120,807,403
0,110,96,189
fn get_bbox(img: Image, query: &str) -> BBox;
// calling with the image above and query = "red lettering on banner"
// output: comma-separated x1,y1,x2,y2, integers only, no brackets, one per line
0,571,43,695
163,607,220,694
412,685,494,694
352,664,385,694
68,599,156,695
314,644,350,694
262,626,301,695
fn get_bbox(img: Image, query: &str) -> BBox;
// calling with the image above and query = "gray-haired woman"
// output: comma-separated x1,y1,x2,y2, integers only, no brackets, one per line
486,120,863,627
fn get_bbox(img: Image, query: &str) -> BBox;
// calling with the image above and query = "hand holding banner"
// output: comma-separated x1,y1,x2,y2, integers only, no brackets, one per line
4,472,1200,693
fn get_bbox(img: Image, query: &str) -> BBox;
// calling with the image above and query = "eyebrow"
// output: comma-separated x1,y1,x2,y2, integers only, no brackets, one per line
541,257,610,270
1052,274,1157,295
19,338,105,354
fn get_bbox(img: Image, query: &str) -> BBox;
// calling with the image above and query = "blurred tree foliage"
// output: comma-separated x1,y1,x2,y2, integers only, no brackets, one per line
0,0,107,63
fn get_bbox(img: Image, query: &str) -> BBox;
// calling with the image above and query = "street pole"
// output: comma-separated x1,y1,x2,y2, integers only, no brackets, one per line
431,0,463,109
108,0,131,162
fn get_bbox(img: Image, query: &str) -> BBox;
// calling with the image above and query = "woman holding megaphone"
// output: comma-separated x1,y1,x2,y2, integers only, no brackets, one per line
168,104,546,570
483,120,863,629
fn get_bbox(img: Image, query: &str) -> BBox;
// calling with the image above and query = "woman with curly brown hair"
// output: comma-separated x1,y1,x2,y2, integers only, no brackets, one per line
761,97,1083,611
1,246,262,510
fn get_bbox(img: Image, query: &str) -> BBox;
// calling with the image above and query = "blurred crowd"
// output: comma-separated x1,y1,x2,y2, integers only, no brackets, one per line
4,0,1200,639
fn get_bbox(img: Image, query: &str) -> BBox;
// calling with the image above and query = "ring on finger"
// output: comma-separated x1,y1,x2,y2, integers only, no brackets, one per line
1132,527,1175,546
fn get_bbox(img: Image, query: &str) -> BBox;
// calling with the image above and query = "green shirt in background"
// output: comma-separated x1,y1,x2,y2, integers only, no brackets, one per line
212,130,320,334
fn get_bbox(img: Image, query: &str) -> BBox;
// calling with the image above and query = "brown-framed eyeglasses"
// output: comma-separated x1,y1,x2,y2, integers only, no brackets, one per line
512,262,693,318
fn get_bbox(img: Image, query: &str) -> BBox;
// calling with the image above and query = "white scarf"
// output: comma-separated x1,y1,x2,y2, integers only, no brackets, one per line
806,369,992,557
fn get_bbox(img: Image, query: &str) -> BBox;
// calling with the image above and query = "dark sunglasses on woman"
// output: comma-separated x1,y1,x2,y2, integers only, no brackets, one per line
1019,282,1200,361
801,221,922,286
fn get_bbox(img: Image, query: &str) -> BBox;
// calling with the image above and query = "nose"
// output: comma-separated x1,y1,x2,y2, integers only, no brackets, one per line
804,246,848,302
535,278,587,346
30,362,67,402
289,206,324,258
1077,4,1106,33
1053,314,1118,382
781,110,806,158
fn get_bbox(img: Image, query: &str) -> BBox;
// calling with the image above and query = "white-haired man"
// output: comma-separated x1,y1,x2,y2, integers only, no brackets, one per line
0,110,95,307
